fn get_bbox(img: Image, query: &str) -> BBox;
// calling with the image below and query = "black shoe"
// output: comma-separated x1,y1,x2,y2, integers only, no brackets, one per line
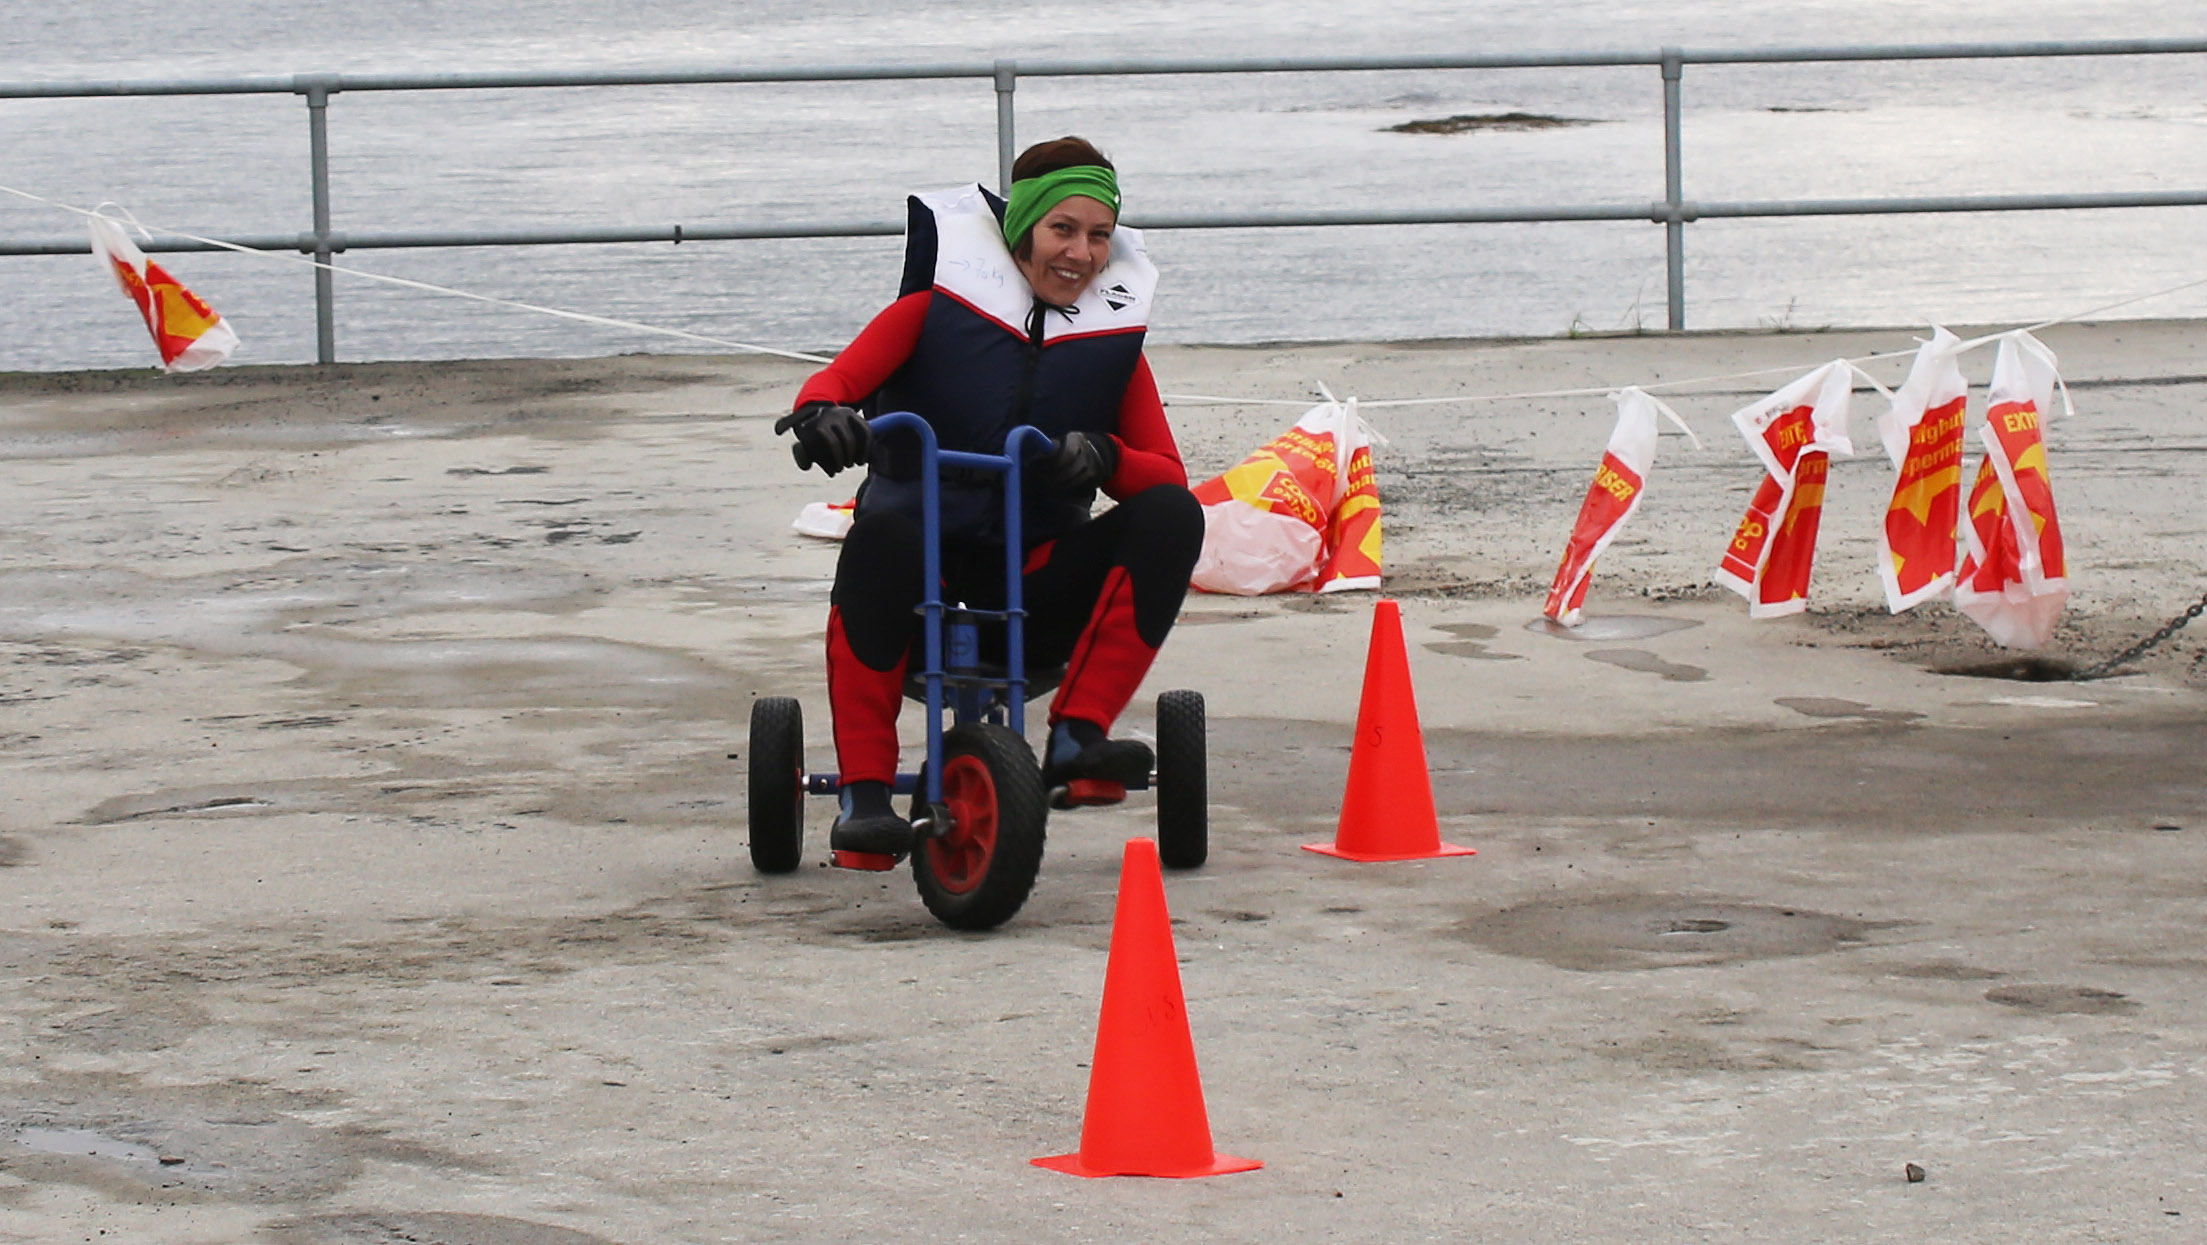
830,781,914,855
1042,719,1155,789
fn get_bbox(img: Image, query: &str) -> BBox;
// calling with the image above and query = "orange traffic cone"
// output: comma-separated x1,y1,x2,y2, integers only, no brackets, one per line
1304,599,1477,862
1032,838,1262,1179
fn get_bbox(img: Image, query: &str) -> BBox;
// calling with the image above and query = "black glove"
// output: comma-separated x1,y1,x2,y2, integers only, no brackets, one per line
773,402,871,477
1032,431,1119,493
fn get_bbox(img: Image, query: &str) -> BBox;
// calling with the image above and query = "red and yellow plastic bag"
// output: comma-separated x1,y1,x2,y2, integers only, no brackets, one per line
1876,327,1969,612
1714,361,1855,618
1191,399,1381,595
1543,387,1699,626
1954,331,2069,649
87,210,239,373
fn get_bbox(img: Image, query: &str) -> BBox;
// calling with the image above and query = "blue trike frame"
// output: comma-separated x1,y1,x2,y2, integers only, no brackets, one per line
799,412,1061,813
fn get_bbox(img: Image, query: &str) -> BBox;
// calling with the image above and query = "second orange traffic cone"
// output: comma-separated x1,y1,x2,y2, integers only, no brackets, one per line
1032,838,1262,1179
1304,599,1477,862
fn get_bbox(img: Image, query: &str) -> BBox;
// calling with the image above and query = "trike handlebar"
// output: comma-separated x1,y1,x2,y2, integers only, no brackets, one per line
790,413,1056,475
864,412,1056,470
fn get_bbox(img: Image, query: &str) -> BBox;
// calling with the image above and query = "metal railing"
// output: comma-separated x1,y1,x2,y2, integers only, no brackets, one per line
6,37,2207,363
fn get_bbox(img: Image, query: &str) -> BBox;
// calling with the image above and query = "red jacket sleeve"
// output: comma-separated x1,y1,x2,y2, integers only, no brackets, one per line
794,291,931,410
1104,354,1187,497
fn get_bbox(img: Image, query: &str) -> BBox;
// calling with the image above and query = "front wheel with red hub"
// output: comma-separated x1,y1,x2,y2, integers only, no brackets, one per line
912,722,1047,931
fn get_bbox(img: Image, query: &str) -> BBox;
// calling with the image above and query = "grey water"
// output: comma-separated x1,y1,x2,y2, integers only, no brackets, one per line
3,0,2205,374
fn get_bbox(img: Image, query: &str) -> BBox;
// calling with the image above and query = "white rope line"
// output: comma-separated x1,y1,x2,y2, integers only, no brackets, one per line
1,183,835,366
1153,391,1315,407
1166,270,2207,411
1959,271,2207,350
1165,354,1924,411
14,181,2207,411
1368,347,1927,407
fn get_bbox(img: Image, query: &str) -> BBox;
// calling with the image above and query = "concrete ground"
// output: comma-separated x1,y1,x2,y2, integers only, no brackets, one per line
0,322,2201,1243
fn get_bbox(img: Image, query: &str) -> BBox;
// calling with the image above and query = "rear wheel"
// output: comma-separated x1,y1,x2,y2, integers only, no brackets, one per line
1155,689,1208,869
913,722,1047,930
746,697,805,873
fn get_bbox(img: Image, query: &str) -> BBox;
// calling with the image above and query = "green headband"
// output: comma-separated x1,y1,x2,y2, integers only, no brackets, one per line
1000,165,1121,253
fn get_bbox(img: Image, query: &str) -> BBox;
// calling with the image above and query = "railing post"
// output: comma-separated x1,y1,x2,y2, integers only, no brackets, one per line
994,60,1017,194
1660,46,1686,331
296,73,341,364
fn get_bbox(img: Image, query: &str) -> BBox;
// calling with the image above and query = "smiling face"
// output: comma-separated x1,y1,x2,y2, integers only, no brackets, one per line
1014,194,1116,306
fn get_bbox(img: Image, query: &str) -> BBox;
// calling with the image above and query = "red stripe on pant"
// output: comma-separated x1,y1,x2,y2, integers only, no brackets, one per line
826,606,904,785
1050,566,1159,731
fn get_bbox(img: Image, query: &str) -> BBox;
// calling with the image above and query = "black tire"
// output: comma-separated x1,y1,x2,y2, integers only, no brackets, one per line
913,722,1047,931
747,697,805,874
1155,689,1208,869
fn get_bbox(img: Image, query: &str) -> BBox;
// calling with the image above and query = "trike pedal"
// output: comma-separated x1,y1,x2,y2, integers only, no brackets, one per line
830,849,901,872
1051,779,1127,809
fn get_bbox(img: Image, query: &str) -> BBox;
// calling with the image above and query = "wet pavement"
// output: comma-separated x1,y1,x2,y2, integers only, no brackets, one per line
0,326,2203,1242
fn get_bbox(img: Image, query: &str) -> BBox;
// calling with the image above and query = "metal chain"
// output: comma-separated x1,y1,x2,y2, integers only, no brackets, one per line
2073,589,2207,680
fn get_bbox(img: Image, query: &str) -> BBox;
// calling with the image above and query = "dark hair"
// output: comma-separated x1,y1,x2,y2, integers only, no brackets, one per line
1010,136,1116,260
1011,135,1114,182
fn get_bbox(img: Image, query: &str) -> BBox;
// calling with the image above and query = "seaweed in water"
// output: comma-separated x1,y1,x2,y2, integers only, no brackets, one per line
1385,112,1596,134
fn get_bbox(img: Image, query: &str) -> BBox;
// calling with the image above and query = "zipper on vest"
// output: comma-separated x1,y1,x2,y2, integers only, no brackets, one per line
1011,299,1047,425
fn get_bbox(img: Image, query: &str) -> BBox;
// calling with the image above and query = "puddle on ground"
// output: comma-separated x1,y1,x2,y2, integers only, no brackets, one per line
1983,695,2099,710
1775,697,1924,724
1888,960,2007,981
1424,621,1524,661
83,785,310,825
1425,641,1525,661
1458,894,1886,971
1526,615,1701,642
277,1212,620,1245
1585,649,1708,682
0,421,468,463
1175,610,1268,627
0,564,588,640
12,1127,163,1165
5,1089,495,1204
1934,656,2080,682
1984,984,2140,1015
0,563,732,706
712,576,835,604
